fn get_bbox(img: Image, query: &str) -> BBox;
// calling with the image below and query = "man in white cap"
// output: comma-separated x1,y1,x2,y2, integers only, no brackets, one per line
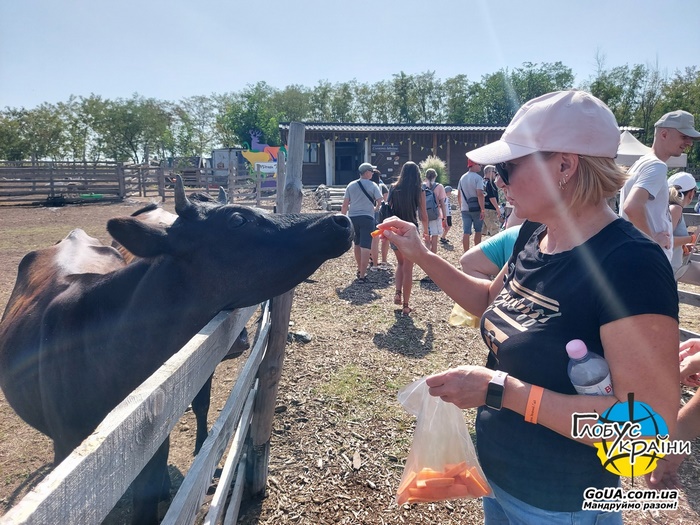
341,162,383,282
620,110,700,261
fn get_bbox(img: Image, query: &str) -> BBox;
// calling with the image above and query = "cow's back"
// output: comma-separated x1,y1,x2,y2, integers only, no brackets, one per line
0,229,124,434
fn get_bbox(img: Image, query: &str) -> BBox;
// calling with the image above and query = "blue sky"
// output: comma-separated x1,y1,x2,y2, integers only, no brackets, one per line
1,0,698,109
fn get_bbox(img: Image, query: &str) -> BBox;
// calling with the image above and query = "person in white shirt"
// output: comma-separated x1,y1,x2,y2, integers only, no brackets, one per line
620,110,699,261
341,162,383,281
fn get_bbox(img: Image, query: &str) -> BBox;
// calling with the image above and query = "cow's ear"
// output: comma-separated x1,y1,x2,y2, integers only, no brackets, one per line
107,217,171,257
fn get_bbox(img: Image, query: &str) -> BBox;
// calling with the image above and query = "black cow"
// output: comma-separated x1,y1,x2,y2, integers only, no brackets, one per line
0,177,352,524
111,192,250,456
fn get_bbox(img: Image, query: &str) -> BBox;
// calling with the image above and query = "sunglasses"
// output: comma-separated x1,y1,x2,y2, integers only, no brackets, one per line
495,162,512,185
494,152,555,185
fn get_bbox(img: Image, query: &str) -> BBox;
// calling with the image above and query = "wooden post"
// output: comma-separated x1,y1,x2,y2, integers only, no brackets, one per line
118,163,126,199
227,152,236,204
276,150,286,213
157,166,165,202
247,122,304,496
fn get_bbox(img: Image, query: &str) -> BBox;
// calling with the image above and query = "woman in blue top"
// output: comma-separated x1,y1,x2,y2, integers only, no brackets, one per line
380,91,679,524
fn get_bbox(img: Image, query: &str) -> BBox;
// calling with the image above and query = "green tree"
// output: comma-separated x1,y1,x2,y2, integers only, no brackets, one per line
96,95,171,164
211,92,238,148
20,103,67,161
0,110,29,160
357,80,395,122
309,80,333,121
413,71,444,123
510,62,574,105
272,84,312,122
174,95,217,157
392,72,418,123
443,74,473,124
220,82,280,147
329,81,357,122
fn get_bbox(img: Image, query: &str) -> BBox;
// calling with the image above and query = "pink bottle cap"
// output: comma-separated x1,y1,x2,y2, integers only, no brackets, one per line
566,339,588,359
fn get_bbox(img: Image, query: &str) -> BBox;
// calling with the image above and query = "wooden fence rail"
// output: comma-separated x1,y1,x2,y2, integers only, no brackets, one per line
0,304,261,524
0,161,277,208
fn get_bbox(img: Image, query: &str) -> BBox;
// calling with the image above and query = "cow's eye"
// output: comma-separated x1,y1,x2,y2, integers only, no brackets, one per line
228,213,247,229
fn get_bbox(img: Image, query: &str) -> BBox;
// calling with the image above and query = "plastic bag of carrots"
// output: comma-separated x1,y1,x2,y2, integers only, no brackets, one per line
396,377,491,506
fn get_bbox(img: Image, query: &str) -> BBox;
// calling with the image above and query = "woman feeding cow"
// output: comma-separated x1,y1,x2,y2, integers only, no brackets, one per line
379,91,679,523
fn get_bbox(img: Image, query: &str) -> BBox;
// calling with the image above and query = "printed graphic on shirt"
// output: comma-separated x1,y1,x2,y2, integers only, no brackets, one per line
484,277,562,355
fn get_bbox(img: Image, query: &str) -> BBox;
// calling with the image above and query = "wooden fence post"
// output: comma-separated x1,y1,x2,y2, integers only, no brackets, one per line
158,166,165,202
247,122,304,495
118,163,126,199
227,154,236,204
276,152,286,214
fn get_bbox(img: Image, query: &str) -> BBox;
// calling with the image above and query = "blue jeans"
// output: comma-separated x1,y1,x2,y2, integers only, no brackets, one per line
483,480,622,525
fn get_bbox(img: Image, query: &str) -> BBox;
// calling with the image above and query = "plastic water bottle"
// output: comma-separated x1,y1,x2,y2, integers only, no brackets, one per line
566,339,613,396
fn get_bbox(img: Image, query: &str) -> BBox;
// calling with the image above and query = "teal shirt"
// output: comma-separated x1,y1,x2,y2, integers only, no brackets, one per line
479,226,522,270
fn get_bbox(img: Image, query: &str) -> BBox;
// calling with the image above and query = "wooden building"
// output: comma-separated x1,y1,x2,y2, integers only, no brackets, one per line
278,123,506,188
278,122,644,188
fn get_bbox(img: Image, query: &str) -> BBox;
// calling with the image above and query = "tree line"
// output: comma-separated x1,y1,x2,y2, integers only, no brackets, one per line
1,60,698,165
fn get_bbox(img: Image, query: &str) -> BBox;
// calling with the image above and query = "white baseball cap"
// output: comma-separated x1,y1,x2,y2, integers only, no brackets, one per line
667,172,697,192
467,90,620,164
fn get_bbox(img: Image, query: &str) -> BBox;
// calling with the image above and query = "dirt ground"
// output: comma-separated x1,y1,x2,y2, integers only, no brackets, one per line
0,194,700,524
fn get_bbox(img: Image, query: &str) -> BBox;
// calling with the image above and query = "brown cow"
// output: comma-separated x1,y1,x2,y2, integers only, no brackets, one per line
0,176,352,524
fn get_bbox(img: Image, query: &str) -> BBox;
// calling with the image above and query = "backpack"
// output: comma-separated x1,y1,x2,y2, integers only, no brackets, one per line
422,182,440,221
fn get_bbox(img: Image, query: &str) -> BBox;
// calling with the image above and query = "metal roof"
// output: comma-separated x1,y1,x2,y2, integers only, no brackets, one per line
279,122,506,132
279,122,643,133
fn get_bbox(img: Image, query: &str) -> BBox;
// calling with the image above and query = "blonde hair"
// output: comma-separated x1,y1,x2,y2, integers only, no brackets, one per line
669,186,684,206
571,156,627,208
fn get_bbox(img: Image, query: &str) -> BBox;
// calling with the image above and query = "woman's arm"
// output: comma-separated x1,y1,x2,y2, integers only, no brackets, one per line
669,204,693,247
427,314,680,446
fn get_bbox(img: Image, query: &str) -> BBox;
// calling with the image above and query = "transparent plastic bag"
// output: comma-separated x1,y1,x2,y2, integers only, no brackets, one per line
396,377,491,505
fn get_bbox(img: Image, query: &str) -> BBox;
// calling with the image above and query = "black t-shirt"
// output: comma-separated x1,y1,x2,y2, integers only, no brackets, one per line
477,218,678,511
484,179,499,210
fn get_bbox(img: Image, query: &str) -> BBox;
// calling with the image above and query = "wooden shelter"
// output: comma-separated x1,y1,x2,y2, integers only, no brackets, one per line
278,123,506,187
279,122,646,188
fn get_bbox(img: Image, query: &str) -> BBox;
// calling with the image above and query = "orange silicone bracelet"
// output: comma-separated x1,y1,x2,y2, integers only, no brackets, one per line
525,385,544,424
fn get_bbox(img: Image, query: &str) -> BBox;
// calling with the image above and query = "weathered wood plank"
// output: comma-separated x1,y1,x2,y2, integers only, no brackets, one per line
161,303,271,525
679,289,700,308
202,382,258,525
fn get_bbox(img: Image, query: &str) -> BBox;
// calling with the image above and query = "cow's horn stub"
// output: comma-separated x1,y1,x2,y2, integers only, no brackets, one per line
174,175,197,218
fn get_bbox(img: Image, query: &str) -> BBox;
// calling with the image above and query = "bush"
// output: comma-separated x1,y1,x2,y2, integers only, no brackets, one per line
419,156,448,185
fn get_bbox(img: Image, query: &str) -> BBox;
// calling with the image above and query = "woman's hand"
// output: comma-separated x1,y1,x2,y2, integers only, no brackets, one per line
425,365,494,409
380,217,430,262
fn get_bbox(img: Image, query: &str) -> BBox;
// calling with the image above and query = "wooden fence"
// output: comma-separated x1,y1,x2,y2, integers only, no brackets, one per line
0,123,307,523
0,161,278,209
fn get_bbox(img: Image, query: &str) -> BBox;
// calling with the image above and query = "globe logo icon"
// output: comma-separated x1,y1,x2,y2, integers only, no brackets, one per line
593,397,668,478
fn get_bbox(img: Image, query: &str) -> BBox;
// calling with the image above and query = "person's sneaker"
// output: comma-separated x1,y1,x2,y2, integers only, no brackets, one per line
440,238,449,245
369,265,380,272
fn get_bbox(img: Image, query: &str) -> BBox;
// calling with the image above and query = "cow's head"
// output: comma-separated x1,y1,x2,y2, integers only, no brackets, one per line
106,176,352,308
